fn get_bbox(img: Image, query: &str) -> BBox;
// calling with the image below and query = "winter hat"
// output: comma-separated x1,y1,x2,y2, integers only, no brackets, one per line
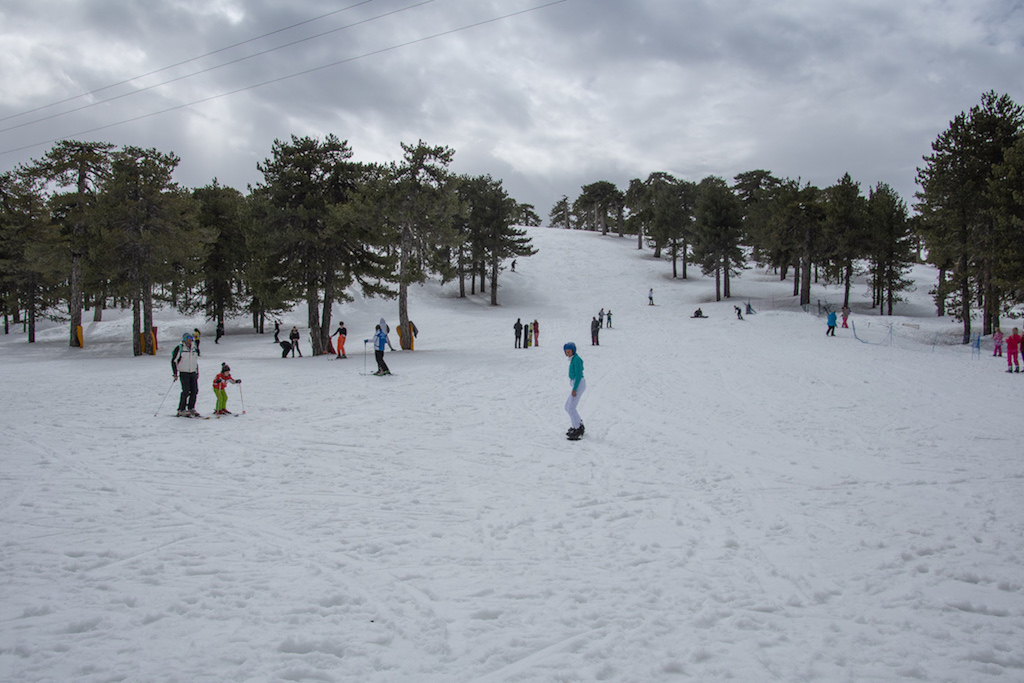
221,363,230,372
182,333,193,343
563,342,576,353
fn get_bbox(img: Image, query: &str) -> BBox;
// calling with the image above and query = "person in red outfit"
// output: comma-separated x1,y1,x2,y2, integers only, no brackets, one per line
212,363,241,414
1006,327,1021,373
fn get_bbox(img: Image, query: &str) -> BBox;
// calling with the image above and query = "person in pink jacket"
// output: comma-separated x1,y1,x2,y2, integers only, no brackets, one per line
992,328,1004,357
1006,327,1021,373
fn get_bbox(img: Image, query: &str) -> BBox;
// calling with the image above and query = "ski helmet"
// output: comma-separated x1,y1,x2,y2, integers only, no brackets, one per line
563,342,576,353
221,363,230,372
182,333,193,343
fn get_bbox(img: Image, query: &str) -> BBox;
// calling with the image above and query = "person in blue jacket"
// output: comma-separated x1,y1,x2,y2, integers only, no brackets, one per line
564,342,586,439
826,310,837,336
373,324,391,375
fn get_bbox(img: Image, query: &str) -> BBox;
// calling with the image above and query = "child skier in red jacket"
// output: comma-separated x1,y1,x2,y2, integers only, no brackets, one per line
212,363,241,414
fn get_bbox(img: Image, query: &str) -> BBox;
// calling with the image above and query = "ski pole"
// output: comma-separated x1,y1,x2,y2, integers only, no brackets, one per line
155,377,176,417
364,339,368,374
237,382,246,414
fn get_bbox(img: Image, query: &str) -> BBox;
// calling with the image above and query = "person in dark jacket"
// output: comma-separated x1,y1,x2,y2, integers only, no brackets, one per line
289,326,302,357
514,318,523,348
591,317,600,346
215,320,224,344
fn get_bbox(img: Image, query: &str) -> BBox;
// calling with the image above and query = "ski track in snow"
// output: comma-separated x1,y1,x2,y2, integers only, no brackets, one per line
2,227,1024,681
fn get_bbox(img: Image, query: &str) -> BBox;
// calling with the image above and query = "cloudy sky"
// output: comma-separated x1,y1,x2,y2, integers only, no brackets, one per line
1,0,1022,217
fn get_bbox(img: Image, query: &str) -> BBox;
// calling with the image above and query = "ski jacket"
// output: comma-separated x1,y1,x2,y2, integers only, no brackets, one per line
568,354,584,392
172,343,199,375
1007,334,1022,354
212,371,237,390
289,328,300,342
993,331,1004,345
827,312,837,326
514,320,523,334
335,326,347,337
374,329,389,352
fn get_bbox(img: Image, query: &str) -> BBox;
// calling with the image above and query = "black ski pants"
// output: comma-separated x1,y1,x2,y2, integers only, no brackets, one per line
375,349,390,373
177,372,199,411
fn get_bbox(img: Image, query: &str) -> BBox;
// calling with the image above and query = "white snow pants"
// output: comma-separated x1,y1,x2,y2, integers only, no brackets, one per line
564,377,586,429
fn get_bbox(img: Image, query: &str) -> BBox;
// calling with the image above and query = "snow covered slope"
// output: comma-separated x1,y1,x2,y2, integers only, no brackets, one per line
2,227,1022,682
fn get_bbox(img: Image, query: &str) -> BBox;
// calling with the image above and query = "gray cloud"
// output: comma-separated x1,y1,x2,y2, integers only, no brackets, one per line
2,0,1022,215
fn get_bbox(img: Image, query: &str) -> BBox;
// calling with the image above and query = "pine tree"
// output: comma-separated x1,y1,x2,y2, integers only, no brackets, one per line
916,91,1024,341
0,171,66,343
26,141,114,347
691,176,745,301
252,134,391,355
866,183,915,315
460,175,537,305
193,181,250,329
95,146,200,356
548,196,571,229
821,173,870,309
381,141,462,349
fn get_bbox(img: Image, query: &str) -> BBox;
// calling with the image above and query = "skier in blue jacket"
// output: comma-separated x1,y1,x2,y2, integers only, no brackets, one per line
826,310,838,336
564,342,586,439
373,325,391,375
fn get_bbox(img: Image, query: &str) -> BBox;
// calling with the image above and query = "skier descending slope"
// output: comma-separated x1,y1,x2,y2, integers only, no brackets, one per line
563,342,586,440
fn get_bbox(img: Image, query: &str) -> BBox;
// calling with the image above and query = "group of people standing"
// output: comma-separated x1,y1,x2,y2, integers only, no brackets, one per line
826,306,852,336
513,318,540,348
590,308,611,345
170,332,241,417
991,327,1023,373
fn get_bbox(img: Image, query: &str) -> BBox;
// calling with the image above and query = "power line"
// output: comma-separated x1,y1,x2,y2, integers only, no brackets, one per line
0,0,436,135
0,0,570,157
0,0,383,125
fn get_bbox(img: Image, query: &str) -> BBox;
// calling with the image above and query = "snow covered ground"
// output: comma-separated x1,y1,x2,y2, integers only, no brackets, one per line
2,227,1023,682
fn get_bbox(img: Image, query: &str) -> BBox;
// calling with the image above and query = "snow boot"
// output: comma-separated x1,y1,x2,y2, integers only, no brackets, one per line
177,409,190,417
188,409,201,418
567,427,582,441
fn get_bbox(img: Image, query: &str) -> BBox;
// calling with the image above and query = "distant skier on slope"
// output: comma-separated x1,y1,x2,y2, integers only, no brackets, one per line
563,342,586,440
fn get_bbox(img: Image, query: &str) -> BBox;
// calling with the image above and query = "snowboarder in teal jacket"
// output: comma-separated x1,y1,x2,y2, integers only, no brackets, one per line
564,342,586,439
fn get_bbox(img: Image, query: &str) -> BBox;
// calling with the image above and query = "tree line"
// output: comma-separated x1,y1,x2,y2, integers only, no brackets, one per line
549,91,1024,343
0,136,539,354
